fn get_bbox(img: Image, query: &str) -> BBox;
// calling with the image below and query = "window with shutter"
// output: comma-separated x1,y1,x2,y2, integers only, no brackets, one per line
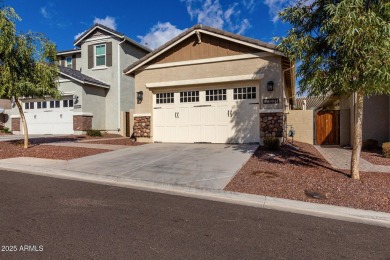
95,44,106,66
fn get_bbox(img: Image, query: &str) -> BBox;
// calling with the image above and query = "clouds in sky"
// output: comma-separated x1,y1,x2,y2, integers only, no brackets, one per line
183,0,252,34
40,7,49,19
93,16,117,30
74,16,117,40
137,22,185,50
263,0,313,23
138,0,256,50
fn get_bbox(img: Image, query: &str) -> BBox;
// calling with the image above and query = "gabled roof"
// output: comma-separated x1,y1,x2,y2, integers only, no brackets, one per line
59,66,110,88
73,23,151,53
123,24,285,76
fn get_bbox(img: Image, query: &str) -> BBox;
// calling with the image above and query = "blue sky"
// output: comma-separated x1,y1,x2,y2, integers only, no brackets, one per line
7,0,295,51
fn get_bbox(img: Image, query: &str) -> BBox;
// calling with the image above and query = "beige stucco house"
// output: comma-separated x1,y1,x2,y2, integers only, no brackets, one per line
124,25,295,144
2,24,150,135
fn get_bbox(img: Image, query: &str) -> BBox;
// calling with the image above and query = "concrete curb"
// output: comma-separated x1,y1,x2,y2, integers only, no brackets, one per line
1,163,389,228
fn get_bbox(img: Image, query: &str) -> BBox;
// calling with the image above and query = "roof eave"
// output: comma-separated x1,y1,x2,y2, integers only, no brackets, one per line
73,24,124,46
59,72,110,89
123,25,285,76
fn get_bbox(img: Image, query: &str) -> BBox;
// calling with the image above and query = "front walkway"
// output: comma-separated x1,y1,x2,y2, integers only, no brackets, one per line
315,146,390,173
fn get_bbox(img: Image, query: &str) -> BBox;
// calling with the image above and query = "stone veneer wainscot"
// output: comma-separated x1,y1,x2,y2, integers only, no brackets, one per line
133,116,151,138
260,112,286,138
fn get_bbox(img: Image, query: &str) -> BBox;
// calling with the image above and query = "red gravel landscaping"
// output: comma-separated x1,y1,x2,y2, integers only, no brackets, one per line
0,141,109,161
225,142,390,213
361,150,390,166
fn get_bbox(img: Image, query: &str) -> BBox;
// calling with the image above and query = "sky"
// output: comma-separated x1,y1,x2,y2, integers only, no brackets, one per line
6,0,298,51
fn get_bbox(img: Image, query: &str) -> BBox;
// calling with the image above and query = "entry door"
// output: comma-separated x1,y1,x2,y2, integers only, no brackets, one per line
316,110,340,145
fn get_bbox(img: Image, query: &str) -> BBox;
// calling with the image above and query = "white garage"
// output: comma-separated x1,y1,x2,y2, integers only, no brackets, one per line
22,98,74,135
153,86,260,143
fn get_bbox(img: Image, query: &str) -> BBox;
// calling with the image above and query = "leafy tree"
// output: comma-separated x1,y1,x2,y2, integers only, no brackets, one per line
275,0,390,179
0,5,60,148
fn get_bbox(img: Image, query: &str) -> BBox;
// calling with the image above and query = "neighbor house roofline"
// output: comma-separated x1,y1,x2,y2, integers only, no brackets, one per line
123,24,285,76
73,23,151,53
57,49,81,55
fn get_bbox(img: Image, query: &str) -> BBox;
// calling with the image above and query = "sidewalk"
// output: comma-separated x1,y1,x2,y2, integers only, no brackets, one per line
315,146,390,173
0,156,389,228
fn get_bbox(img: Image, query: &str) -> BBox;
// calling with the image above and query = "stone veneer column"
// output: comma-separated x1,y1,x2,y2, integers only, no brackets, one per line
260,112,286,139
73,114,93,131
11,116,20,132
133,116,151,138
0,113,4,130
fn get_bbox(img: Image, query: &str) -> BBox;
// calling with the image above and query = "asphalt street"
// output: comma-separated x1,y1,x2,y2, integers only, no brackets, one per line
0,170,389,259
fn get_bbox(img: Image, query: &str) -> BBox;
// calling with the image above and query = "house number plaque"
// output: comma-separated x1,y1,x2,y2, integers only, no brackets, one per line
263,98,280,104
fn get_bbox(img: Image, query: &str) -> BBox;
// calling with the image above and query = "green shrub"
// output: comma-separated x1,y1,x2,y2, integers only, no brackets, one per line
263,136,280,151
1,127,11,134
86,129,102,137
363,139,379,150
382,142,390,158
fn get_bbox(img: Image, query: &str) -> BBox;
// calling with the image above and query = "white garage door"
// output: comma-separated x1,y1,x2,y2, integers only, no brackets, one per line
153,87,259,144
23,99,74,135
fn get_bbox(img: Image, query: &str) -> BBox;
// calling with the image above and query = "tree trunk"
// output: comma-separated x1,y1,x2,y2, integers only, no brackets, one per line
351,90,364,180
15,97,29,149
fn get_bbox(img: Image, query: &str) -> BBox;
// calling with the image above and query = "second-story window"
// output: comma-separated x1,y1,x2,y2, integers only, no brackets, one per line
95,44,106,67
66,57,72,68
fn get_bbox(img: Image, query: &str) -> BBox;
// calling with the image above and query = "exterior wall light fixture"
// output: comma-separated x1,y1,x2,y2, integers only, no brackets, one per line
267,81,274,91
137,91,143,104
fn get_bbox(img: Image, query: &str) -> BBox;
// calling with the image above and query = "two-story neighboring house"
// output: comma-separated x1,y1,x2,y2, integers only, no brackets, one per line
3,24,150,135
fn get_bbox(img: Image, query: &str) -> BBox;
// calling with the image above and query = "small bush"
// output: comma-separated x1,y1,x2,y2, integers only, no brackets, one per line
86,129,102,137
1,127,11,134
382,142,390,158
263,136,280,151
363,139,379,150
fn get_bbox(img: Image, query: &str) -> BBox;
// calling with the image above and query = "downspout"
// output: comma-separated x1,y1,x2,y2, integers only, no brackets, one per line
117,37,126,132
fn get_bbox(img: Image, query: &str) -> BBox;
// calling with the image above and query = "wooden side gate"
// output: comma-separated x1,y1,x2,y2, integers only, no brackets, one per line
125,112,131,137
315,110,340,145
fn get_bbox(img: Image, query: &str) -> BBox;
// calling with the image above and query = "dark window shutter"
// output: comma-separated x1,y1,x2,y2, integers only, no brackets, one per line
88,45,93,69
106,42,112,67
72,55,76,70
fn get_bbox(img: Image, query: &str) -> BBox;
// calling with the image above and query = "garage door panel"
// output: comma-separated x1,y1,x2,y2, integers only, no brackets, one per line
189,107,201,123
24,111,73,135
176,125,190,143
190,126,202,143
164,126,177,142
177,107,189,125
165,108,176,125
153,88,260,144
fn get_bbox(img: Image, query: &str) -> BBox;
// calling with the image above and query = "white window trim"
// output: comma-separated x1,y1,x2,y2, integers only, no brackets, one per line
95,44,106,67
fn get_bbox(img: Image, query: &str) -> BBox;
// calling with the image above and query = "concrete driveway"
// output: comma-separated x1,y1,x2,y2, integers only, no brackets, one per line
56,143,257,190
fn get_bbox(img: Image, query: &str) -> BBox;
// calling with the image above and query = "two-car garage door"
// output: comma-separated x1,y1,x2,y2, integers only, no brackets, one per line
153,86,260,144
23,99,74,135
